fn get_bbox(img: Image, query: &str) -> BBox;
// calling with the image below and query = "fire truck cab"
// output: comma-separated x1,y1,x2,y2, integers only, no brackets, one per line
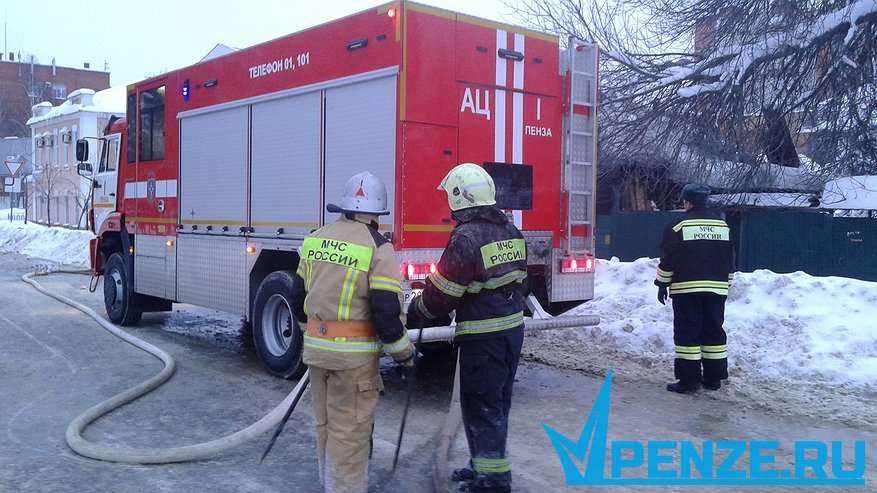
78,1,598,378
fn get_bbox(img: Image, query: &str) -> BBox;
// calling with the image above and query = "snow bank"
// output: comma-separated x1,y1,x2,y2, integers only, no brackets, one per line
0,213,91,268
565,257,877,390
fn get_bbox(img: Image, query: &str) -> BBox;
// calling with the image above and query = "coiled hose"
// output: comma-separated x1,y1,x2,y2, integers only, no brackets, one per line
22,270,308,464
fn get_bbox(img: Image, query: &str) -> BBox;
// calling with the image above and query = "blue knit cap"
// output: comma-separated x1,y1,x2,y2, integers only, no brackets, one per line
681,184,710,206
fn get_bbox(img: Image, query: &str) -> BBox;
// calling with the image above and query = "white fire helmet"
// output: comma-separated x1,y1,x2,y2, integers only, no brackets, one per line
326,171,390,216
438,163,496,211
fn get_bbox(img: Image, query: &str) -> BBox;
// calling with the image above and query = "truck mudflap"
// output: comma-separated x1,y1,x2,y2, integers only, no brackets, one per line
89,236,103,276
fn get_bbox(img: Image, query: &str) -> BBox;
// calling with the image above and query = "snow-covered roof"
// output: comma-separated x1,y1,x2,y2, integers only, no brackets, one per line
199,43,237,63
821,175,877,210
668,151,826,193
27,85,126,126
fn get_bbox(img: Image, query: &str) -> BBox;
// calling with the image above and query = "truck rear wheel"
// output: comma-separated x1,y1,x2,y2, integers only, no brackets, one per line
253,271,305,379
104,253,143,326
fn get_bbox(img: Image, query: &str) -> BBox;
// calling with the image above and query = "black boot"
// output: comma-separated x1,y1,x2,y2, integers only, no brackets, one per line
455,483,510,493
701,379,721,391
452,467,476,482
666,381,699,394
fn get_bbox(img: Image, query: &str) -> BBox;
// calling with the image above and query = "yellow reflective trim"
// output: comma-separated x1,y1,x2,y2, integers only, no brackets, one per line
251,220,320,229
180,218,246,226
337,268,360,320
471,456,511,473
303,334,381,353
384,335,412,355
369,275,402,293
467,270,527,293
302,237,373,272
701,345,728,360
402,224,455,232
675,345,702,361
656,267,674,283
456,312,523,336
669,280,729,296
701,345,728,351
429,271,466,298
480,239,526,269
671,280,729,288
702,351,728,360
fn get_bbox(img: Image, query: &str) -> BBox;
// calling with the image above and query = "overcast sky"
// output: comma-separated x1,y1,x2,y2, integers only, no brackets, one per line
3,0,521,88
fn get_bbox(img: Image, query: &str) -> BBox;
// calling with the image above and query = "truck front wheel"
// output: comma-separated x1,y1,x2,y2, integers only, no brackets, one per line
253,271,305,379
104,253,143,326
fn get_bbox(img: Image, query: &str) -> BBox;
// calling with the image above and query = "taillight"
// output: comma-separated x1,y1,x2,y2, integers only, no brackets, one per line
561,255,595,273
403,262,437,281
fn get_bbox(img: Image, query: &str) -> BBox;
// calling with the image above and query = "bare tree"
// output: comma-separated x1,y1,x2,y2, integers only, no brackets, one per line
31,165,81,226
511,0,877,206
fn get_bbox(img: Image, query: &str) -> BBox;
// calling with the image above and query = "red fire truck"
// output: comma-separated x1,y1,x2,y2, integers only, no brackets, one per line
78,1,598,378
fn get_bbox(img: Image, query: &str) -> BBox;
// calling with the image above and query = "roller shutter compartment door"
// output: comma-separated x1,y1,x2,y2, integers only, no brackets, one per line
323,76,397,225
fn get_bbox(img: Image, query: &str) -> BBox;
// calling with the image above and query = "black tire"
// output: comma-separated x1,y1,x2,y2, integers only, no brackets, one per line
253,271,305,379
103,253,143,326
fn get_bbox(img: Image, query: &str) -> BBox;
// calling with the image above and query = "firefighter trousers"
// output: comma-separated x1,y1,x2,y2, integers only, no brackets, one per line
458,326,524,491
671,293,729,384
309,359,383,493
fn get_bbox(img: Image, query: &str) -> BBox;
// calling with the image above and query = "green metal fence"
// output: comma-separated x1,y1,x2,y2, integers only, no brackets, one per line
597,209,877,282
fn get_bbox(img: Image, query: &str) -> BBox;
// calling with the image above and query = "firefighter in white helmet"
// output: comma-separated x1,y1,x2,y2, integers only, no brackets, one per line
290,171,414,493
408,163,528,493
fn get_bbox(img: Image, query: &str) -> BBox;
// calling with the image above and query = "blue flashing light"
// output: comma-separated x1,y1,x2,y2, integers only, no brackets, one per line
182,79,190,100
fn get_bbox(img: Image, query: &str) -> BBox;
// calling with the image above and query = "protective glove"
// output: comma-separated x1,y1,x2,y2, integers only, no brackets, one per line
657,285,668,305
395,354,415,380
406,296,422,330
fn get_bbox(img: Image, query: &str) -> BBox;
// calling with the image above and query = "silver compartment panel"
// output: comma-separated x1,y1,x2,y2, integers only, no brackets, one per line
177,235,248,316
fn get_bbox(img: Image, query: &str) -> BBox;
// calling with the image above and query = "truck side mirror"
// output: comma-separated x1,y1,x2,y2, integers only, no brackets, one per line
76,139,89,162
77,161,93,177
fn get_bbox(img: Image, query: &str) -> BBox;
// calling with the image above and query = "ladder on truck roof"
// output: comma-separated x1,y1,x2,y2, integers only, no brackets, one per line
560,37,598,256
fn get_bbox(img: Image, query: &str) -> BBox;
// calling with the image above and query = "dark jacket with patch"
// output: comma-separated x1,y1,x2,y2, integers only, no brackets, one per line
655,207,736,296
416,206,528,340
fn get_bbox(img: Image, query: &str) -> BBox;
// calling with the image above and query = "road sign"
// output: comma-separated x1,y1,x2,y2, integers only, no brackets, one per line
4,157,24,177
4,177,20,193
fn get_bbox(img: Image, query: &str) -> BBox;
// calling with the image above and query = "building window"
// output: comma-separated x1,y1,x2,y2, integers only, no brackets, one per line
139,86,166,161
52,84,67,100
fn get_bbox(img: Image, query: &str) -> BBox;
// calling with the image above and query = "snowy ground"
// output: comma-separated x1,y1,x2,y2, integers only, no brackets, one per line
528,257,877,428
2,214,875,427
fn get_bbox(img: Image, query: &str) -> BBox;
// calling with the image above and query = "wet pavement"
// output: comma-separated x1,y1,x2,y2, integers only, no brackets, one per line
1,251,875,492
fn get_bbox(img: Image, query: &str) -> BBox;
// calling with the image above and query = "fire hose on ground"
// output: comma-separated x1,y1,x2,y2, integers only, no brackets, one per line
22,270,599,468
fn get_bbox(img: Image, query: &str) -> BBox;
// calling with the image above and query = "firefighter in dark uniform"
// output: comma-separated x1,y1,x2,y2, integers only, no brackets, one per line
655,184,735,394
290,171,414,493
408,163,528,493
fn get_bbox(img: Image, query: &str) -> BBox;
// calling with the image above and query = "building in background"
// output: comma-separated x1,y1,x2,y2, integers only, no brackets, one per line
27,87,124,228
1,54,110,137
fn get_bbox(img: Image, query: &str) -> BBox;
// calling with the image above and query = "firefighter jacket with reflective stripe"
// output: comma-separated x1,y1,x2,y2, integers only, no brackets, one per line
655,208,736,296
292,214,413,370
418,206,528,340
